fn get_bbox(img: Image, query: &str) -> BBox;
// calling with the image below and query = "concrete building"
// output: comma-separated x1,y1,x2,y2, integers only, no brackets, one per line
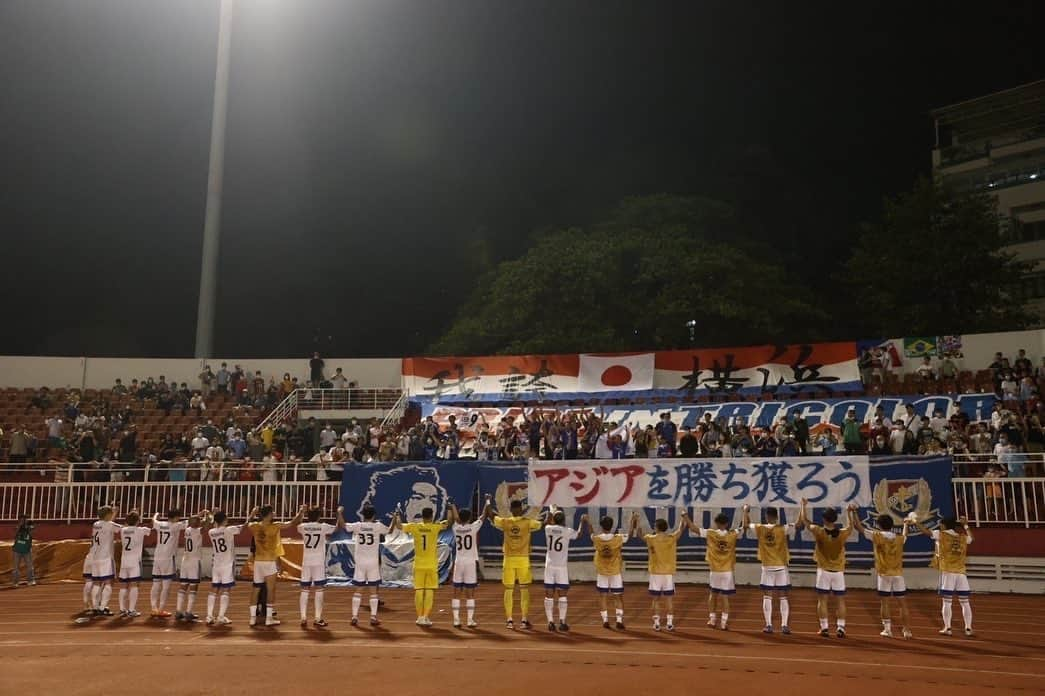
931,80,1045,319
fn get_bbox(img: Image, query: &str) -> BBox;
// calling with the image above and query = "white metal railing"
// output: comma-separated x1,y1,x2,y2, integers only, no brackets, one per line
255,388,298,432
297,387,402,411
953,477,1045,528
0,479,341,523
380,389,410,429
951,453,1044,476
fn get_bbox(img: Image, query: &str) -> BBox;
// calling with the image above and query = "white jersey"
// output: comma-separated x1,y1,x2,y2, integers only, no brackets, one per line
344,521,389,565
208,525,242,566
298,522,337,565
452,520,484,563
91,520,122,561
183,526,204,559
154,520,188,560
119,526,153,565
544,524,579,568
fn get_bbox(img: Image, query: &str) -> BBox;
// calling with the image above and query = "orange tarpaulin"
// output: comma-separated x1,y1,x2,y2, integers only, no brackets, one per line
0,540,92,583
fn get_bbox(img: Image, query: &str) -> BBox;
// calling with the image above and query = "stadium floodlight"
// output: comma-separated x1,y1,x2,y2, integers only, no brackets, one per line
194,0,235,359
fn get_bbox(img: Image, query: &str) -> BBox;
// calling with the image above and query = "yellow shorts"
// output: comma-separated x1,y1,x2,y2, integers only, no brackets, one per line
413,568,439,590
502,557,532,587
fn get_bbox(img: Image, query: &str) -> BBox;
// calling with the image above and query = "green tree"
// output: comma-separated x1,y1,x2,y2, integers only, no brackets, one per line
844,178,1037,337
429,195,828,355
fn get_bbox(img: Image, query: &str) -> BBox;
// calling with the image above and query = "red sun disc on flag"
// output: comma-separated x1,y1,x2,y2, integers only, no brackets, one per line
601,365,632,386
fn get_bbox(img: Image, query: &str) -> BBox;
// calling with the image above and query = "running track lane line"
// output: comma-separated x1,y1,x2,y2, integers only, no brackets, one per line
0,639,1041,679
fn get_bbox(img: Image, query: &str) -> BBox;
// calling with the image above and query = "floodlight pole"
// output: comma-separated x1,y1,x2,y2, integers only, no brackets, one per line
194,0,235,359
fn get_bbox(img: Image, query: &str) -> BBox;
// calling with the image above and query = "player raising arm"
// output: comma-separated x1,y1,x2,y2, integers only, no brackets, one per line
89,505,121,617
638,511,685,632
117,510,154,619
449,495,492,628
914,515,974,636
393,506,447,626
298,506,338,628
248,504,306,628
849,505,912,639
683,508,743,630
176,509,211,622
799,499,852,638
339,504,392,626
743,505,794,635
149,508,186,619
206,510,248,626
488,499,543,629
542,506,587,632
589,513,638,630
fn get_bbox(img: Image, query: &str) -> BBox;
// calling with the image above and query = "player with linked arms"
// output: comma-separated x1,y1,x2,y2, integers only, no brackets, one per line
338,503,393,626
541,504,587,632
449,494,493,628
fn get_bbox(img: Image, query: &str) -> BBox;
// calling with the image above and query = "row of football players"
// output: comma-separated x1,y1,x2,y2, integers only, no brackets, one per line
80,497,974,636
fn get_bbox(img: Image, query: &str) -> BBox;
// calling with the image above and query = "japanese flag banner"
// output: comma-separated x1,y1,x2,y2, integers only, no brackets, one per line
528,456,872,510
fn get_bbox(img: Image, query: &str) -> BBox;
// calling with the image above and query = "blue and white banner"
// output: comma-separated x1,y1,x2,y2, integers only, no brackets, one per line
333,461,480,586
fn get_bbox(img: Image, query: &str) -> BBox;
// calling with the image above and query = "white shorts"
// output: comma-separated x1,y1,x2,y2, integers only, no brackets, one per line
648,574,675,596
877,575,907,596
253,560,278,585
211,563,235,588
815,568,846,595
543,566,569,590
353,560,381,586
152,557,176,580
759,566,791,590
939,572,971,596
709,570,736,595
83,555,94,579
453,560,479,588
179,557,202,583
596,574,624,594
300,563,327,587
118,562,142,583
90,558,115,581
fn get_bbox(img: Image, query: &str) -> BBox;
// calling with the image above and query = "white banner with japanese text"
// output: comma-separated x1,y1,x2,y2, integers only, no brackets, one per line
527,456,872,510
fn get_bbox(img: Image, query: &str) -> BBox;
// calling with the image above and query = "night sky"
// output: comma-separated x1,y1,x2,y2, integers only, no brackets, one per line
1,0,1042,358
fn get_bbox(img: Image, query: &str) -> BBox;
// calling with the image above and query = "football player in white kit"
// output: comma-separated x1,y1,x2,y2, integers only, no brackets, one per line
206,510,245,626
449,495,492,628
338,504,391,626
297,506,338,628
542,506,587,632
149,508,187,619
81,535,98,615
89,505,121,616
176,510,211,622
117,511,155,618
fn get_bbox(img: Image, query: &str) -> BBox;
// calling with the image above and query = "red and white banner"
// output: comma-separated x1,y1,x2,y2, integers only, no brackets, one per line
403,342,860,401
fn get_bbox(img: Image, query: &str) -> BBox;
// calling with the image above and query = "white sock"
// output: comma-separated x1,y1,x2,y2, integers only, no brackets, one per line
369,595,379,618
207,593,216,618
249,604,257,621
83,581,93,607
653,613,660,625
151,582,162,610
600,610,608,622
352,594,362,619
300,591,310,620
710,612,717,621
543,598,554,623
666,614,674,627
159,580,171,609
883,619,892,630
615,607,623,621
119,587,128,612
721,612,729,626
466,599,476,622
186,591,196,614
129,586,139,612
557,597,568,622
219,594,230,618
959,598,972,629
837,618,846,629
942,600,953,628
762,596,772,626
100,584,112,609
176,589,186,613
452,598,461,623
312,590,323,620
819,617,829,630
780,597,790,626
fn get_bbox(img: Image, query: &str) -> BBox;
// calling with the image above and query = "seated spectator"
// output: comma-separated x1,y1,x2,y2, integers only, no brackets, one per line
156,375,170,393
1000,372,1019,403
111,379,128,396
189,392,206,416
236,387,252,407
869,433,890,455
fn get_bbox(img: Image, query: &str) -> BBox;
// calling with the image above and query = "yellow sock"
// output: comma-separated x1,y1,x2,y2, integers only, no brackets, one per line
519,587,530,617
414,590,424,616
422,590,434,617
503,588,514,619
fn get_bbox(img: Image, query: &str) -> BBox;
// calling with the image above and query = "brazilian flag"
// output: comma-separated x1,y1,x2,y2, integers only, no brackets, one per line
903,337,937,358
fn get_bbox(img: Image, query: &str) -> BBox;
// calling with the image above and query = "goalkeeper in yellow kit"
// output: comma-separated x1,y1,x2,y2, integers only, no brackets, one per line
488,499,542,629
393,507,448,627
